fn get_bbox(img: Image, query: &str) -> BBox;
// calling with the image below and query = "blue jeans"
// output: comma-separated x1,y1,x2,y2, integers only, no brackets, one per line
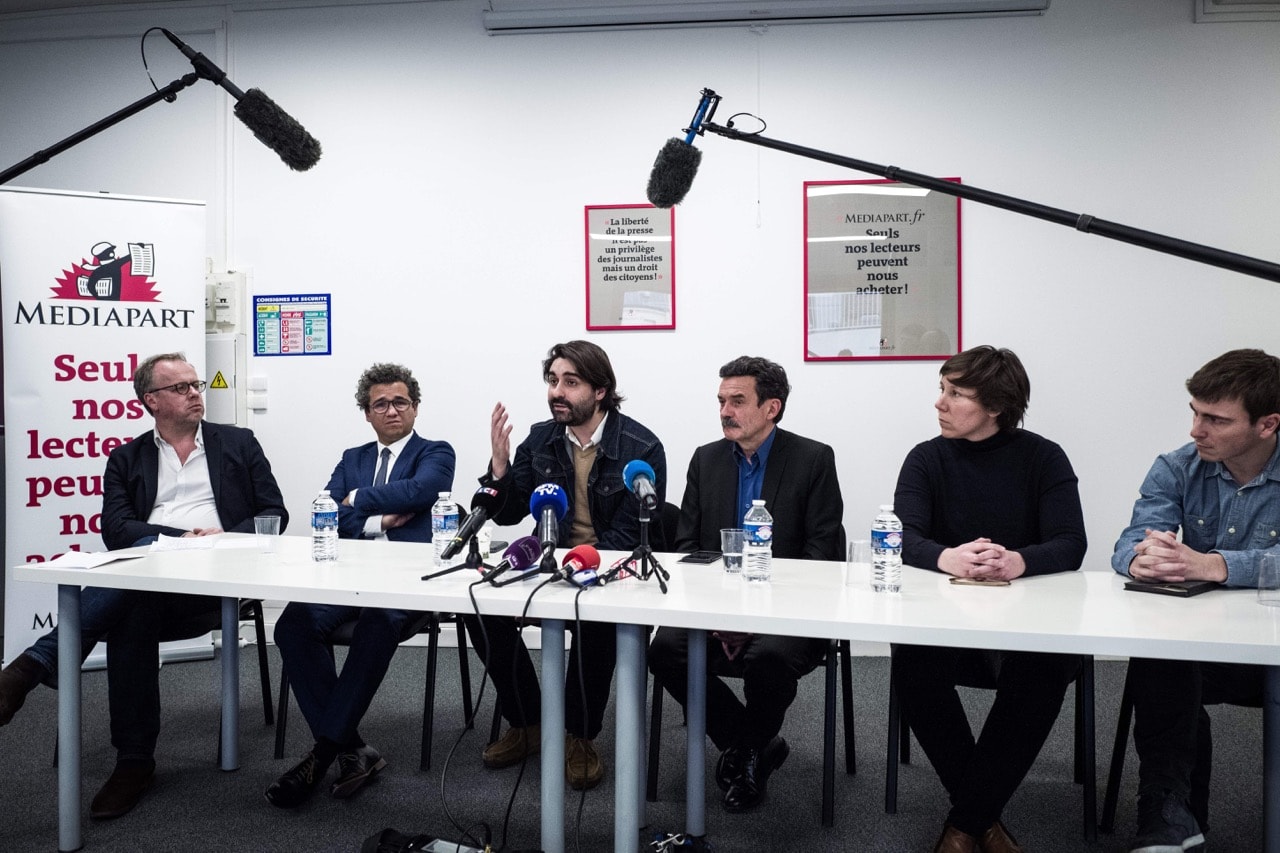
273,603,420,747
26,586,219,759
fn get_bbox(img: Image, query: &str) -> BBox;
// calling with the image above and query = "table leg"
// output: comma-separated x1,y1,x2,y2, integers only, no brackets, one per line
686,628,706,838
615,624,644,851
1266,665,1279,852
541,619,566,853
57,583,82,852
220,597,240,771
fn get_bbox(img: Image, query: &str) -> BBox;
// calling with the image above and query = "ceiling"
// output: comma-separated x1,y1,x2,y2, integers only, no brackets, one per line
4,0,175,11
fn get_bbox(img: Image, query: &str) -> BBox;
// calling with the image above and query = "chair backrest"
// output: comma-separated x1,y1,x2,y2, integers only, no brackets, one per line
660,501,680,551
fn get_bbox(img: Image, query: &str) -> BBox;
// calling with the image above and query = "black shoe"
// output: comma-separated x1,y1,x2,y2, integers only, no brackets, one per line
1130,790,1205,853
0,653,45,726
715,745,745,792
331,745,387,799
90,758,155,820
265,752,325,809
722,736,789,813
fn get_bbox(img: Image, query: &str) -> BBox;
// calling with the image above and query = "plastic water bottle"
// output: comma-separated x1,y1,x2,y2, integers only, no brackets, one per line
871,504,903,593
431,491,460,568
742,499,773,582
310,489,339,562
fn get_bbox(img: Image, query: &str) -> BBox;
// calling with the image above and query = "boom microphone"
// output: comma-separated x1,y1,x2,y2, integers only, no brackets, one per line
160,29,322,171
530,483,569,552
645,87,718,208
622,459,659,511
480,535,542,583
440,485,502,561
561,544,602,588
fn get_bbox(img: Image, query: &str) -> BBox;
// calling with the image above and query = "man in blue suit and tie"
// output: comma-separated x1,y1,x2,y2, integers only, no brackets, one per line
266,363,455,808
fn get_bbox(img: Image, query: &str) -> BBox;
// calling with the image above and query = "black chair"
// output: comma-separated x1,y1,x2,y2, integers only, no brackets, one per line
273,610,474,771
1098,664,1261,834
54,598,274,767
645,638,856,827
885,652,1097,841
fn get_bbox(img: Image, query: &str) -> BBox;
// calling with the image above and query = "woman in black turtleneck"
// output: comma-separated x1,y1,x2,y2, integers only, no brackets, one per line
891,345,1087,853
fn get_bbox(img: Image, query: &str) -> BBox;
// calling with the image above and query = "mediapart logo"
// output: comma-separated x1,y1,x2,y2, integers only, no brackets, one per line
15,240,195,329
53,241,160,302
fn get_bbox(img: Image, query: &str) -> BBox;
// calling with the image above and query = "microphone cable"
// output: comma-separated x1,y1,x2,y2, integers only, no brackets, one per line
433,577,498,852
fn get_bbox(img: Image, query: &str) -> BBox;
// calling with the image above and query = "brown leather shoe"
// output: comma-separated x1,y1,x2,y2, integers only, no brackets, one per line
933,823,979,853
90,759,155,820
0,653,45,726
565,735,604,790
979,820,1025,853
482,724,540,769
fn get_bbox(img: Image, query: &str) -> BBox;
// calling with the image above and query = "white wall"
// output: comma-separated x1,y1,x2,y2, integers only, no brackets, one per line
2,0,1278,567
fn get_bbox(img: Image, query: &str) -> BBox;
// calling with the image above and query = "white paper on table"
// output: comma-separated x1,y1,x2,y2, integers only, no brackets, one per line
45,551,148,570
149,534,261,552
150,534,217,551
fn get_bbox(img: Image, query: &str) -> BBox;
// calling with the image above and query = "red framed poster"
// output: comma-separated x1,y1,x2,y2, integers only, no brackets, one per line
584,203,675,330
804,179,961,361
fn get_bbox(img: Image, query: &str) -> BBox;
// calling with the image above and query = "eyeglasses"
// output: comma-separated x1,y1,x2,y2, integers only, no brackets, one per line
146,380,207,395
370,398,413,414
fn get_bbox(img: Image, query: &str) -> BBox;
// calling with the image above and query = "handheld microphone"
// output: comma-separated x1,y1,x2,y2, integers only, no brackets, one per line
480,535,542,583
622,459,659,512
561,544,602,588
161,29,322,171
529,483,569,552
646,88,719,208
440,485,502,561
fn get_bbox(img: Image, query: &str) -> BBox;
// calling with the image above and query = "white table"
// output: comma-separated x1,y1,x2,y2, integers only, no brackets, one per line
17,539,1280,851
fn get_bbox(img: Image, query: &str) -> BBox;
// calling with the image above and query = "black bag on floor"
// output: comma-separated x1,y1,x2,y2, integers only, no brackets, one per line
361,828,436,853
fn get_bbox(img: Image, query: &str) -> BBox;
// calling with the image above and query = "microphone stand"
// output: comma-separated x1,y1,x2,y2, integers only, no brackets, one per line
421,536,488,581
1,73,202,186
622,502,668,594
695,116,1280,284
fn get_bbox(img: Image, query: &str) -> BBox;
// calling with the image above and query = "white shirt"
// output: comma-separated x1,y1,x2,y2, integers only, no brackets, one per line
354,432,415,539
565,412,608,451
147,424,222,532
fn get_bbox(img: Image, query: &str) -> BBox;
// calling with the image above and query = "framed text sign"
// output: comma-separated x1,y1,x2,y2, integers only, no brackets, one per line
804,179,961,361
585,204,675,330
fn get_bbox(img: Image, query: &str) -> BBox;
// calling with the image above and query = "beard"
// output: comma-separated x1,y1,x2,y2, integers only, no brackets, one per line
549,396,597,426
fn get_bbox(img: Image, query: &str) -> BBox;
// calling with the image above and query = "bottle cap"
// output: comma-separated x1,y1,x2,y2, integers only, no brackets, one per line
752,499,765,505
879,503,893,511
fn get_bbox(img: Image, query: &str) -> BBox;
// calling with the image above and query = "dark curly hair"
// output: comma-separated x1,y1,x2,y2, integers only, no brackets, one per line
355,363,421,411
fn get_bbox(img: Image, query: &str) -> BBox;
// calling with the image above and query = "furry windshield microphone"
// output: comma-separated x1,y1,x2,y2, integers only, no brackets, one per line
161,28,322,171
234,89,322,172
646,138,702,208
645,88,718,208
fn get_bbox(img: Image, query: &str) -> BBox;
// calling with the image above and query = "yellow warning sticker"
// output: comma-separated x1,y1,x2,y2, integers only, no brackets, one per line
210,371,230,390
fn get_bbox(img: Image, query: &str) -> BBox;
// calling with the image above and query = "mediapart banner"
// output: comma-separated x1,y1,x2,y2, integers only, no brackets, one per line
0,187,205,665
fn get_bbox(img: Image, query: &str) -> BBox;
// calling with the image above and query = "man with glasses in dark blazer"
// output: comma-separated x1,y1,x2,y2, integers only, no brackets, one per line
0,352,288,820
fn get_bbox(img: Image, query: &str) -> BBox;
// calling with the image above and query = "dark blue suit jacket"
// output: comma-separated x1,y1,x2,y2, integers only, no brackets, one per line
101,421,289,550
325,432,455,542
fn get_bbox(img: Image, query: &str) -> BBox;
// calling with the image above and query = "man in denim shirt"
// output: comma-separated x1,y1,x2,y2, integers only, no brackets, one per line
463,340,665,790
1112,349,1279,853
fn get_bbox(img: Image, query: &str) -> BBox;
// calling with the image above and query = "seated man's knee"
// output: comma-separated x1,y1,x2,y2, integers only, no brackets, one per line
648,627,686,676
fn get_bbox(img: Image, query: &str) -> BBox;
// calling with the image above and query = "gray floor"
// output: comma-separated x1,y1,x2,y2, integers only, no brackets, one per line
0,646,1264,852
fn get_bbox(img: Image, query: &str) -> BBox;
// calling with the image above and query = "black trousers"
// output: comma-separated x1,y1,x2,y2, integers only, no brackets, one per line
1129,657,1263,832
891,644,1080,838
648,626,826,751
463,614,616,740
